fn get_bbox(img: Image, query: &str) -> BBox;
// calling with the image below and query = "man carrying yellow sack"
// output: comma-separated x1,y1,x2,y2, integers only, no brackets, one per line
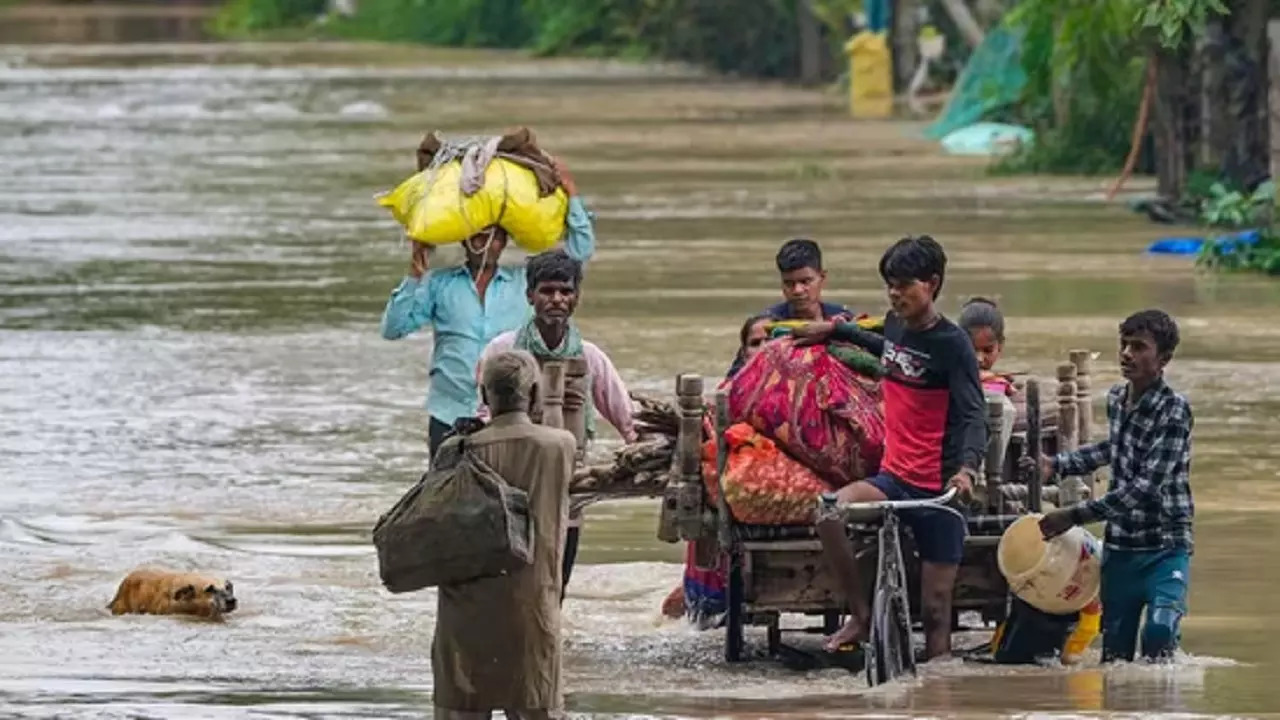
380,159,596,465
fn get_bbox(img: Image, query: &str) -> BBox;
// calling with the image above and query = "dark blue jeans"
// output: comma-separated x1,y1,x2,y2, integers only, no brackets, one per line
427,416,453,466
1100,547,1190,662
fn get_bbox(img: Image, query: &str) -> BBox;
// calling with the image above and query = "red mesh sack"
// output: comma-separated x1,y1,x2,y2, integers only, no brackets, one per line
700,424,831,525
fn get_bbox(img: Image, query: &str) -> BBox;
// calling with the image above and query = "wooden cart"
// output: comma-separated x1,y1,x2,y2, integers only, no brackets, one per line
655,351,1101,662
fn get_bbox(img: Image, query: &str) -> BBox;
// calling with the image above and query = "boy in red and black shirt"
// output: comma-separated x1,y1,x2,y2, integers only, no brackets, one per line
796,235,986,660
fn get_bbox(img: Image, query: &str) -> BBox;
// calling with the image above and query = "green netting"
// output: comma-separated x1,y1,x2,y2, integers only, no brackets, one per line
924,25,1026,141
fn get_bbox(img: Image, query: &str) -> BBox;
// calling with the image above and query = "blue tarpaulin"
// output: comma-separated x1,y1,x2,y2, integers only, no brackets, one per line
1146,230,1261,256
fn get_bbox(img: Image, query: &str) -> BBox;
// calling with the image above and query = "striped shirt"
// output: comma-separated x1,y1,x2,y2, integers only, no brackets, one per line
1052,378,1195,552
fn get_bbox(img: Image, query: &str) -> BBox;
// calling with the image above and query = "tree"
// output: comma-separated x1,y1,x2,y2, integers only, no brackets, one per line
1139,0,1271,199
1001,0,1270,200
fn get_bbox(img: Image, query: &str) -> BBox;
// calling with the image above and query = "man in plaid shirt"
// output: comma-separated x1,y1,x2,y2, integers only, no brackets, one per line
1033,309,1194,662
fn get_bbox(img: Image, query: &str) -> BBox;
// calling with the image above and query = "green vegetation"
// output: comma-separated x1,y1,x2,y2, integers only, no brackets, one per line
1194,178,1280,275
1195,231,1280,275
329,0,532,48
993,1,1170,175
210,0,327,36
211,0,812,79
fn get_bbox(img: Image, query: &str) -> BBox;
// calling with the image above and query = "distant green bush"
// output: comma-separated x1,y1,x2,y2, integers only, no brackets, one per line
211,0,327,36
211,0,817,79
991,0,1144,175
329,0,534,47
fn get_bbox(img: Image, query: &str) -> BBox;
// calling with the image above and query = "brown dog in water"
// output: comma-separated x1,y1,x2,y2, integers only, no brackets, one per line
108,568,237,619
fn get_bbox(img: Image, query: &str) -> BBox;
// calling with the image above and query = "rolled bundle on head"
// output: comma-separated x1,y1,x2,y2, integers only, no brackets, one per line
378,127,570,254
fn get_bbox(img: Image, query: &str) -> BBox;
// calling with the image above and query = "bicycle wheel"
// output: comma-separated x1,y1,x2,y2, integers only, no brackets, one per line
867,585,915,685
866,524,917,686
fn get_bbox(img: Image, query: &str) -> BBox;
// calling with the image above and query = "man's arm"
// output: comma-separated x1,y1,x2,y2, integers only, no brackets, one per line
1051,441,1113,478
1051,386,1114,476
830,318,886,355
948,337,987,476
561,197,596,262
380,271,436,340
1071,398,1193,525
585,343,637,442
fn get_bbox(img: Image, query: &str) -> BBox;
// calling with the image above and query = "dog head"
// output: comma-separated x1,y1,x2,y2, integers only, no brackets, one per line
172,577,237,617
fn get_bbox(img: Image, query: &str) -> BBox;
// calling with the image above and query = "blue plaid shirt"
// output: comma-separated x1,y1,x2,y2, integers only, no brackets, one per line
1052,377,1195,552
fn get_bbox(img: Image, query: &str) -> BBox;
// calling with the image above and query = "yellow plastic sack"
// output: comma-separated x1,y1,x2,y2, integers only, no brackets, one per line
377,157,569,253
845,31,893,119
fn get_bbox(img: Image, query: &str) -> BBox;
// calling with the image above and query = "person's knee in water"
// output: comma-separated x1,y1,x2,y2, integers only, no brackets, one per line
1142,604,1182,659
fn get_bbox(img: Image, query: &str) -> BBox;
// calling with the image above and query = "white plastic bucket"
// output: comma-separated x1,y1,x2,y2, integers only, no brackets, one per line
997,514,1102,615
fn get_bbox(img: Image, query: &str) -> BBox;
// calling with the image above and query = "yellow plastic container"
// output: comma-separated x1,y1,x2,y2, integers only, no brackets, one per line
1062,599,1102,664
376,158,569,253
845,31,894,119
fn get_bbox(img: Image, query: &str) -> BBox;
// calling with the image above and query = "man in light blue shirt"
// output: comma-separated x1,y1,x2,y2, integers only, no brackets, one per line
380,169,596,462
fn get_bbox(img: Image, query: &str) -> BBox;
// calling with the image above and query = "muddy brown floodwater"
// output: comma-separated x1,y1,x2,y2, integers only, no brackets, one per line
1,39,1279,719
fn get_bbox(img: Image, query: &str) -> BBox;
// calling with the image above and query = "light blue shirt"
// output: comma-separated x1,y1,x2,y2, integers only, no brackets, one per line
380,197,597,425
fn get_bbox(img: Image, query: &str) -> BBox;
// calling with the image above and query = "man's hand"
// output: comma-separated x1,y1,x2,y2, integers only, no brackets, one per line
409,241,430,279
551,156,577,197
947,471,974,504
1038,508,1076,540
791,320,836,346
1018,454,1054,484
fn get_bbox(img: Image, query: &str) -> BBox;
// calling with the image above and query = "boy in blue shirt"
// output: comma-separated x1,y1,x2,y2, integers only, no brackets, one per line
380,161,595,463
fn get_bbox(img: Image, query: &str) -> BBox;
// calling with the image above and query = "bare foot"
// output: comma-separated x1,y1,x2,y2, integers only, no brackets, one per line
660,585,685,619
823,617,865,653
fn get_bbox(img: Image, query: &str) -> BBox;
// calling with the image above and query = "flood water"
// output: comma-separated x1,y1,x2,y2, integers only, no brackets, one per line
2,38,1279,719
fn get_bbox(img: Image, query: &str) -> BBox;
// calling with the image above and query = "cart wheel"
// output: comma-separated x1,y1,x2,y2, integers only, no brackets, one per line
724,550,745,663
766,614,782,656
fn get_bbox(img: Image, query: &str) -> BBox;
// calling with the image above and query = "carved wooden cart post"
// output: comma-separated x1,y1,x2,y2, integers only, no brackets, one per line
659,374,710,543
1024,378,1043,513
1056,362,1090,505
984,396,1005,514
561,357,590,462
538,361,566,429
1069,349,1100,499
